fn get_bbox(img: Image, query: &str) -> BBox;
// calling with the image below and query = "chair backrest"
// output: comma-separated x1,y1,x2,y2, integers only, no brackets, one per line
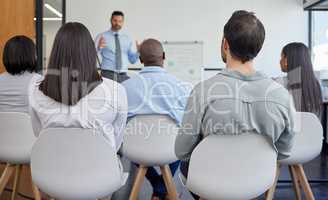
280,112,323,165
122,115,178,166
0,112,36,164
31,128,123,200
186,133,277,200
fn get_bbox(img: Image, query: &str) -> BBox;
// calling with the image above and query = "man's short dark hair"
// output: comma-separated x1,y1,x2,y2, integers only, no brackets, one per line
2,35,37,75
224,10,265,63
111,11,124,19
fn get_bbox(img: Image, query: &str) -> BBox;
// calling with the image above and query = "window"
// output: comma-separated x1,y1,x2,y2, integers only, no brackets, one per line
311,11,328,71
43,0,65,69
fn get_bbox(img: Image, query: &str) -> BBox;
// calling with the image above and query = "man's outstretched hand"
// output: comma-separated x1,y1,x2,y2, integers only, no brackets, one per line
98,36,106,49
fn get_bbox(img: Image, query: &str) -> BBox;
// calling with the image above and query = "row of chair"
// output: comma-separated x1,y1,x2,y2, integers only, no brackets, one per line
0,112,323,200
264,112,323,200
0,112,41,200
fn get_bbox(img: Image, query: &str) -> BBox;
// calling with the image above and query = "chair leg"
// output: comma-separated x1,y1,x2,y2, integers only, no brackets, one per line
264,164,281,200
288,165,302,200
32,183,42,200
11,165,22,200
160,165,178,200
294,164,315,200
129,165,148,200
27,165,42,200
0,163,15,195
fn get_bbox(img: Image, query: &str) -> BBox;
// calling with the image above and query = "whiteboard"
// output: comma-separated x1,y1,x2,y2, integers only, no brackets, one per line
163,41,203,84
129,41,204,84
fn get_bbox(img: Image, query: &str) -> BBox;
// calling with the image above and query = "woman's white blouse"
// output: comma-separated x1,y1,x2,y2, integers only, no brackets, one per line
0,72,42,113
29,78,128,152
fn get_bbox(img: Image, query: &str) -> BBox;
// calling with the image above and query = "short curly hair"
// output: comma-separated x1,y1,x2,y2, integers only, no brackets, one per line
224,10,265,63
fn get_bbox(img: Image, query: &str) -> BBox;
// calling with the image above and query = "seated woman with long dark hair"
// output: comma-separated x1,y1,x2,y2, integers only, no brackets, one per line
0,35,42,113
29,22,127,152
280,42,322,118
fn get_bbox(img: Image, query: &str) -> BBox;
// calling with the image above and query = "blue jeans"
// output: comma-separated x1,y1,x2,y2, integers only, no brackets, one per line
144,160,180,199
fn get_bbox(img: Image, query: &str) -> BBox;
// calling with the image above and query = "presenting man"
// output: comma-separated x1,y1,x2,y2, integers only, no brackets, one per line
95,11,139,83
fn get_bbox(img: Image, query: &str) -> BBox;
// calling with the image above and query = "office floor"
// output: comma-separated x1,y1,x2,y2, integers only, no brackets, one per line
1,148,327,200
266,147,328,200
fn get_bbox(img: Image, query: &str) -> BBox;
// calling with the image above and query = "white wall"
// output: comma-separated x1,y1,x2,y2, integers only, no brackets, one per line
67,0,307,77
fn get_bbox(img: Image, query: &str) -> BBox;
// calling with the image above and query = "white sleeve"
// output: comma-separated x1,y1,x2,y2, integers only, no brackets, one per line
30,106,42,137
112,84,128,152
28,74,43,137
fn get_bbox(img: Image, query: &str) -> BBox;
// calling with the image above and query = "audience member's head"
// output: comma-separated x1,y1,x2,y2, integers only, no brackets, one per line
139,39,165,67
221,10,265,64
111,11,124,31
40,22,102,106
281,42,322,116
281,42,312,73
2,35,37,75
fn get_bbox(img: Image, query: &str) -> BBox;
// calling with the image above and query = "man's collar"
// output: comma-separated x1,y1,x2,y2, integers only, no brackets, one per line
140,66,166,73
109,28,122,35
220,68,267,81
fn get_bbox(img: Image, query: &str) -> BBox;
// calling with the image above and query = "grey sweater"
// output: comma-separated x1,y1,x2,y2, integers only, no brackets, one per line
175,69,296,160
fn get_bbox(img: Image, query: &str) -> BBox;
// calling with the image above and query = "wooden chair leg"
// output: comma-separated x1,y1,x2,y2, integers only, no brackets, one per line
11,165,22,200
288,165,302,200
32,183,42,200
27,165,42,200
0,163,15,194
160,165,178,200
264,164,281,200
129,165,148,200
294,164,315,200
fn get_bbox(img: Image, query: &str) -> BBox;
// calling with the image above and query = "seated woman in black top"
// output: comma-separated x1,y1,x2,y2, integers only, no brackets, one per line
280,42,322,118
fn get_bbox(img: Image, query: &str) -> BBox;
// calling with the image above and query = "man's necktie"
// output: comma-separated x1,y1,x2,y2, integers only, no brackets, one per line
114,33,122,71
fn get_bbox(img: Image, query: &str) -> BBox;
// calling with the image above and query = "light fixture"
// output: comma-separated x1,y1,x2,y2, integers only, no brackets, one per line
33,17,62,21
45,3,62,18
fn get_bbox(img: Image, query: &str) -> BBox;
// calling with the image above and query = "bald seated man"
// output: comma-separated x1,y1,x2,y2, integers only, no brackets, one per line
122,39,191,200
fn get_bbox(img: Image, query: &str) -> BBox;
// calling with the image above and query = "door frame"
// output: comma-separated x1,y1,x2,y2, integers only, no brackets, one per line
35,0,66,72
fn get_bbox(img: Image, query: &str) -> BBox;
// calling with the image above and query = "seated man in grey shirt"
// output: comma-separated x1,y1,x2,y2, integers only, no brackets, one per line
175,10,295,192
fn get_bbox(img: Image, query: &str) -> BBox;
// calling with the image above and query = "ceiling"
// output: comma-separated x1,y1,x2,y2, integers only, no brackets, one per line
42,0,328,18
304,0,328,10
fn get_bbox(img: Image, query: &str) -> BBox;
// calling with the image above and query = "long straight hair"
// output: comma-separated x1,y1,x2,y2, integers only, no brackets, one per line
282,42,322,117
39,22,102,105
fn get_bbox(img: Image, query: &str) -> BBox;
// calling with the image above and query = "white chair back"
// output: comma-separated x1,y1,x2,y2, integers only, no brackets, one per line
122,115,178,166
186,133,277,200
0,112,36,164
280,112,323,165
31,128,123,200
